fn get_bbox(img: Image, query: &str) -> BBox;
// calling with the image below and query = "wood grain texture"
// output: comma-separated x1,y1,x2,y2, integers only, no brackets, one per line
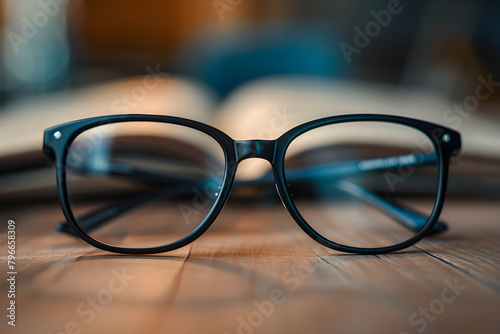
0,198,499,334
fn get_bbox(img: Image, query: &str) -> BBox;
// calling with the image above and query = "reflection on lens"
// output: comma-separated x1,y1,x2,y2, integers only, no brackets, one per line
284,121,439,249
65,122,225,249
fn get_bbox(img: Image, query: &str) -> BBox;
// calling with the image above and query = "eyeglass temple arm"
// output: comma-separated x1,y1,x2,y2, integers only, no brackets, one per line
57,152,447,237
56,183,198,236
334,179,446,235
276,153,447,235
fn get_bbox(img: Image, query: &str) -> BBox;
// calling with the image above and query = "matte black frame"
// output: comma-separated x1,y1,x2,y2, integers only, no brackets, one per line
43,114,461,255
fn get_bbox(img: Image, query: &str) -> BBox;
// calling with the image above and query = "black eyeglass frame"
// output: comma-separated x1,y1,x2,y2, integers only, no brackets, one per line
43,114,461,255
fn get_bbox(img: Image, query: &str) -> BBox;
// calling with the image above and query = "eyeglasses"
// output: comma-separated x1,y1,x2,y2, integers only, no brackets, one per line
43,114,461,254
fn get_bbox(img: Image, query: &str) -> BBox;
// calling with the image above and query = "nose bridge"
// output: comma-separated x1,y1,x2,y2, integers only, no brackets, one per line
234,140,276,163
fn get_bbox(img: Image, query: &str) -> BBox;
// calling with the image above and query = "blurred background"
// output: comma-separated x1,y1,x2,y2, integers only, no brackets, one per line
0,0,499,106
0,0,499,201
1,3,499,334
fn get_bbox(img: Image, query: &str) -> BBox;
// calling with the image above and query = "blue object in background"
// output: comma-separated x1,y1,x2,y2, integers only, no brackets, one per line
174,23,347,96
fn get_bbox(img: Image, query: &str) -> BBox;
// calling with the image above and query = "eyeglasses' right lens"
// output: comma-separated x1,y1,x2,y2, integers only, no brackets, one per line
65,121,225,249
284,121,439,250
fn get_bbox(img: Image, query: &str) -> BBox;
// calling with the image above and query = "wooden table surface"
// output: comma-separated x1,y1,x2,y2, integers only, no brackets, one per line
1,198,499,334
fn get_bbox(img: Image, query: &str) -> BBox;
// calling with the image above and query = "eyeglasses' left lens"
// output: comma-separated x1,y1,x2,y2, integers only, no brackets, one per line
284,121,439,250
65,121,225,249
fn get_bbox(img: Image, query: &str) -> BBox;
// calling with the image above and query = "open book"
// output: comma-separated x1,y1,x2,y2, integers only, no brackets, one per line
0,75,499,205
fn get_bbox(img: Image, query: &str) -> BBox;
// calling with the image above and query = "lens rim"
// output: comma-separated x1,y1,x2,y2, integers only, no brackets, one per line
273,115,460,254
44,114,461,254
45,115,237,254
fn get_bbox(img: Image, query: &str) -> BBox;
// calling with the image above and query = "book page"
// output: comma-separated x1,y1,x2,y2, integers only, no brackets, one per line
0,76,218,161
0,76,218,198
